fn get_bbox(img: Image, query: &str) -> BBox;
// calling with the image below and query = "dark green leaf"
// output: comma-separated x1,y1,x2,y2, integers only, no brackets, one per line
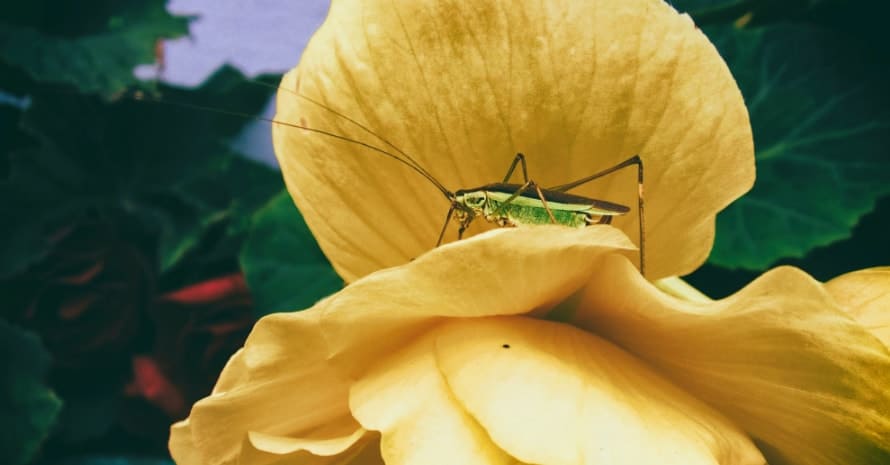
240,191,343,317
690,195,890,298
155,154,281,272
707,25,890,269
0,320,62,465
0,1,189,96
1,66,278,276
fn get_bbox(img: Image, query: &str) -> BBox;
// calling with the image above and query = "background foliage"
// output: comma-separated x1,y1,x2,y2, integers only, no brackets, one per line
672,0,890,295
1,0,888,463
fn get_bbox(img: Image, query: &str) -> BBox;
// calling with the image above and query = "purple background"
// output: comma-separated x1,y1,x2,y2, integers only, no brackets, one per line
156,0,329,86
144,0,330,166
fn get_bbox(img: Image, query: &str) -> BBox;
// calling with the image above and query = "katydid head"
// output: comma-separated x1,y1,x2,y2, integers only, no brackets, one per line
456,188,509,244
454,190,487,212
451,191,488,238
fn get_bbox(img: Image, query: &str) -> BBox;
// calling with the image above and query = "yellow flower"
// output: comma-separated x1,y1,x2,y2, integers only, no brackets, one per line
273,0,753,282
169,227,890,465
170,1,890,465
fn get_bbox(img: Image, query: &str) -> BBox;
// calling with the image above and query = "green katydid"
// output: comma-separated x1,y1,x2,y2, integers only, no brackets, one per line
284,91,646,275
137,83,646,274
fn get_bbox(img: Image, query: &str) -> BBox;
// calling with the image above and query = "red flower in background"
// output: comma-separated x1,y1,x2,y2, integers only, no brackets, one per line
133,273,255,420
2,219,257,447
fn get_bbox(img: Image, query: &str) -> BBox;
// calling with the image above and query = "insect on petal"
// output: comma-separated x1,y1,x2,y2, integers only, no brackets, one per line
275,0,753,281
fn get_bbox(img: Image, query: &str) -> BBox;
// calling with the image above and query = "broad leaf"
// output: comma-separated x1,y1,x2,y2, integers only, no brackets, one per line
240,192,343,317
0,320,62,465
706,24,890,269
0,0,189,96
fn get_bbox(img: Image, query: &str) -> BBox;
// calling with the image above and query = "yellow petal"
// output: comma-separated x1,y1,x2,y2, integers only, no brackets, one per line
170,419,202,465
339,436,386,465
173,226,632,464
172,419,372,465
248,428,367,456
211,347,247,394
349,330,518,465
274,0,752,282
299,226,634,377
237,432,383,465
179,313,360,465
825,267,890,346
434,317,764,465
570,255,890,465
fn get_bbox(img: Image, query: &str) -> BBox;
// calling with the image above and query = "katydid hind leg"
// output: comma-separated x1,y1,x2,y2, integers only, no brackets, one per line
502,153,530,183
533,183,558,224
549,155,645,276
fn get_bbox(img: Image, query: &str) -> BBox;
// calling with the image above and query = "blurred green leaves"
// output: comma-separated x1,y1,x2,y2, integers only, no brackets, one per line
1,66,278,279
0,0,189,96
156,151,282,273
665,1,890,271
0,321,62,465
240,191,343,317
0,0,194,278
0,0,330,453
664,0,890,291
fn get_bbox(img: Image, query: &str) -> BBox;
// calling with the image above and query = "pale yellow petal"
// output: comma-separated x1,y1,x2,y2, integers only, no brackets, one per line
275,0,752,282
305,226,634,376
237,433,384,465
434,317,764,465
349,330,517,465
173,226,632,464
825,267,890,346
339,436,386,465
248,427,367,456
176,312,359,465
570,255,890,465
169,419,202,465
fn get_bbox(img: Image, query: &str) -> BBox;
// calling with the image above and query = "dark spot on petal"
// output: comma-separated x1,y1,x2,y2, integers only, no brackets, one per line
502,344,510,349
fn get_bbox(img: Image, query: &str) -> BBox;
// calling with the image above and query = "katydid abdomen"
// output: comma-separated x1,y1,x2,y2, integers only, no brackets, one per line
481,190,628,228
452,182,631,230
486,199,589,227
